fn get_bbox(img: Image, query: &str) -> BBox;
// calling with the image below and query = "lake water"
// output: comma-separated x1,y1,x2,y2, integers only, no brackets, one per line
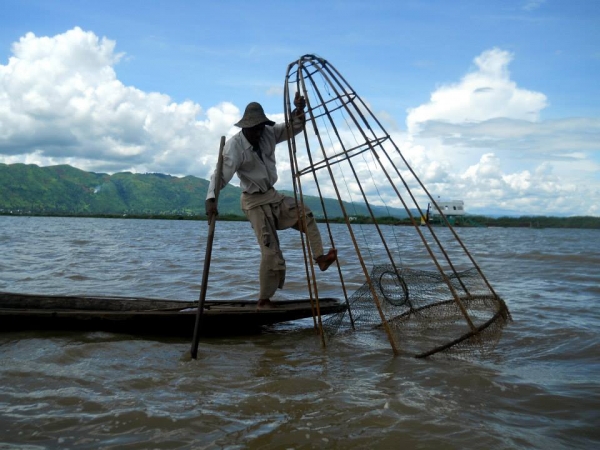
0,216,599,449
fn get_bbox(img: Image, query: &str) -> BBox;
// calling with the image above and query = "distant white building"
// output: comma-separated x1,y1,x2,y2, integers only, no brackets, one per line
429,200,465,218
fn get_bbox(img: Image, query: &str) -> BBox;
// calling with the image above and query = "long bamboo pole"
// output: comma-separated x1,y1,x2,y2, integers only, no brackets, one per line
190,136,226,359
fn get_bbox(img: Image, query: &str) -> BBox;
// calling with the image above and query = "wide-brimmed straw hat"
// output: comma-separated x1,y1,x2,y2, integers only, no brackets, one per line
235,102,275,128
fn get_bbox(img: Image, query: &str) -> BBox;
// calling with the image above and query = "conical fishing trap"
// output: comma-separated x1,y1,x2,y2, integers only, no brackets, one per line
282,54,511,358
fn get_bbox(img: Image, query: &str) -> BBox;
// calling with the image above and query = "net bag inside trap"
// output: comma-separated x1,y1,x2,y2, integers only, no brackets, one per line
282,54,511,358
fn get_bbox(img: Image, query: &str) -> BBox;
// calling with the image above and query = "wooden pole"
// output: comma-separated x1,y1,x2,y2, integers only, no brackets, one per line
190,136,226,359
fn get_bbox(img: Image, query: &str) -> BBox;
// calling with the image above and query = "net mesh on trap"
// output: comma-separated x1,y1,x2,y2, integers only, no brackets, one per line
322,265,510,358
283,54,511,358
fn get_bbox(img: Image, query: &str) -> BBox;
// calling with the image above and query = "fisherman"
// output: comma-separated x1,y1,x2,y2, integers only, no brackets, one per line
205,93,337,309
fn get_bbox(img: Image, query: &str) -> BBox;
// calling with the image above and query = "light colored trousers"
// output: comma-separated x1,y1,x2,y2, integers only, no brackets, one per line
241,189,324,300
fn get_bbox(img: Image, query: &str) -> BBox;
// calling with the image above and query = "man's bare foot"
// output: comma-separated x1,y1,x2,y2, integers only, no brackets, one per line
257,299,275,309
316,248,337,271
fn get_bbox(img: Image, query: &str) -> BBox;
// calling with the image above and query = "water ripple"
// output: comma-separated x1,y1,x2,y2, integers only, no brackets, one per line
0,217,599,449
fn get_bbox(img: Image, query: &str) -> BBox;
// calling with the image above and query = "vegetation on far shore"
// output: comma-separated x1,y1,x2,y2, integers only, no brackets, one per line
2,211,599,229
1,163,598,229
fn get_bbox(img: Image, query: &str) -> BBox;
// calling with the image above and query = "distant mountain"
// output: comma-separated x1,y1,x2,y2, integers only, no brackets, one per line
0,163,408,219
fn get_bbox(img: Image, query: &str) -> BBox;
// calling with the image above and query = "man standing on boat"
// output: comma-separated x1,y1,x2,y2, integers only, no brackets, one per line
205,94,337,309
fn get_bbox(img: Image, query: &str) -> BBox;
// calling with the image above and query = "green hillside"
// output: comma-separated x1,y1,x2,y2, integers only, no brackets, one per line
0,163,407,219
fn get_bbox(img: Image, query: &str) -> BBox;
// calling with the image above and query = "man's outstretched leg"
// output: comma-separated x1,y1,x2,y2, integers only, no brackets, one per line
289,203,338,272
316,248,337,271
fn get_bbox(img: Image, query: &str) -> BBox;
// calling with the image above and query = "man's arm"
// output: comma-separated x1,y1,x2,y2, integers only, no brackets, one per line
205,139,239,223
274,91,306,143
292,90,306,119
290,90,306,132
206,139,238,200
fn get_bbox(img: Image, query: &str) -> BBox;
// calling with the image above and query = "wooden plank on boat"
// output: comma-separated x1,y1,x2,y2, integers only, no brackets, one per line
0,292,346,337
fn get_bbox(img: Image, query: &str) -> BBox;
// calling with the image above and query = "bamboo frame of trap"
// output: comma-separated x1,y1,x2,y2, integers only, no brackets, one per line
282,54,511,358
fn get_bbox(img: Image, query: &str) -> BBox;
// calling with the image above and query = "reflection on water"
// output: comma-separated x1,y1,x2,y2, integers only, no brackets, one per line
0,216,599,449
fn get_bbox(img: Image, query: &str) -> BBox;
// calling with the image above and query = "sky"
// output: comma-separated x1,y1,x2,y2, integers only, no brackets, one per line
0,0,599,216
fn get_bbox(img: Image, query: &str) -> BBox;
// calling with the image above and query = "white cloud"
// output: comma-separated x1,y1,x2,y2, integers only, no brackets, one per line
523,0,546,12
406,48,547,134
266,86,284,97
0,27,237,178
399,48,600,216
0,29,598,216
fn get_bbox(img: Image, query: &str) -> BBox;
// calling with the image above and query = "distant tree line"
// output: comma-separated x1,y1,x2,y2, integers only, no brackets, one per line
3,210,598,229
1,163,598,229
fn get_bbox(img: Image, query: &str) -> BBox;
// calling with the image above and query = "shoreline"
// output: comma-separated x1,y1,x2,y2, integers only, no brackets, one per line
2,212,599,229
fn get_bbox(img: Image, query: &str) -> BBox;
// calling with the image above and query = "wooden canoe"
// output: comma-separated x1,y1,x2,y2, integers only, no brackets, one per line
0,292,346,337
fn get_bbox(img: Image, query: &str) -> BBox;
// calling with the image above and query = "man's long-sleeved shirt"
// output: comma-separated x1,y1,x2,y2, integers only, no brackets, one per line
206,115,305,200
